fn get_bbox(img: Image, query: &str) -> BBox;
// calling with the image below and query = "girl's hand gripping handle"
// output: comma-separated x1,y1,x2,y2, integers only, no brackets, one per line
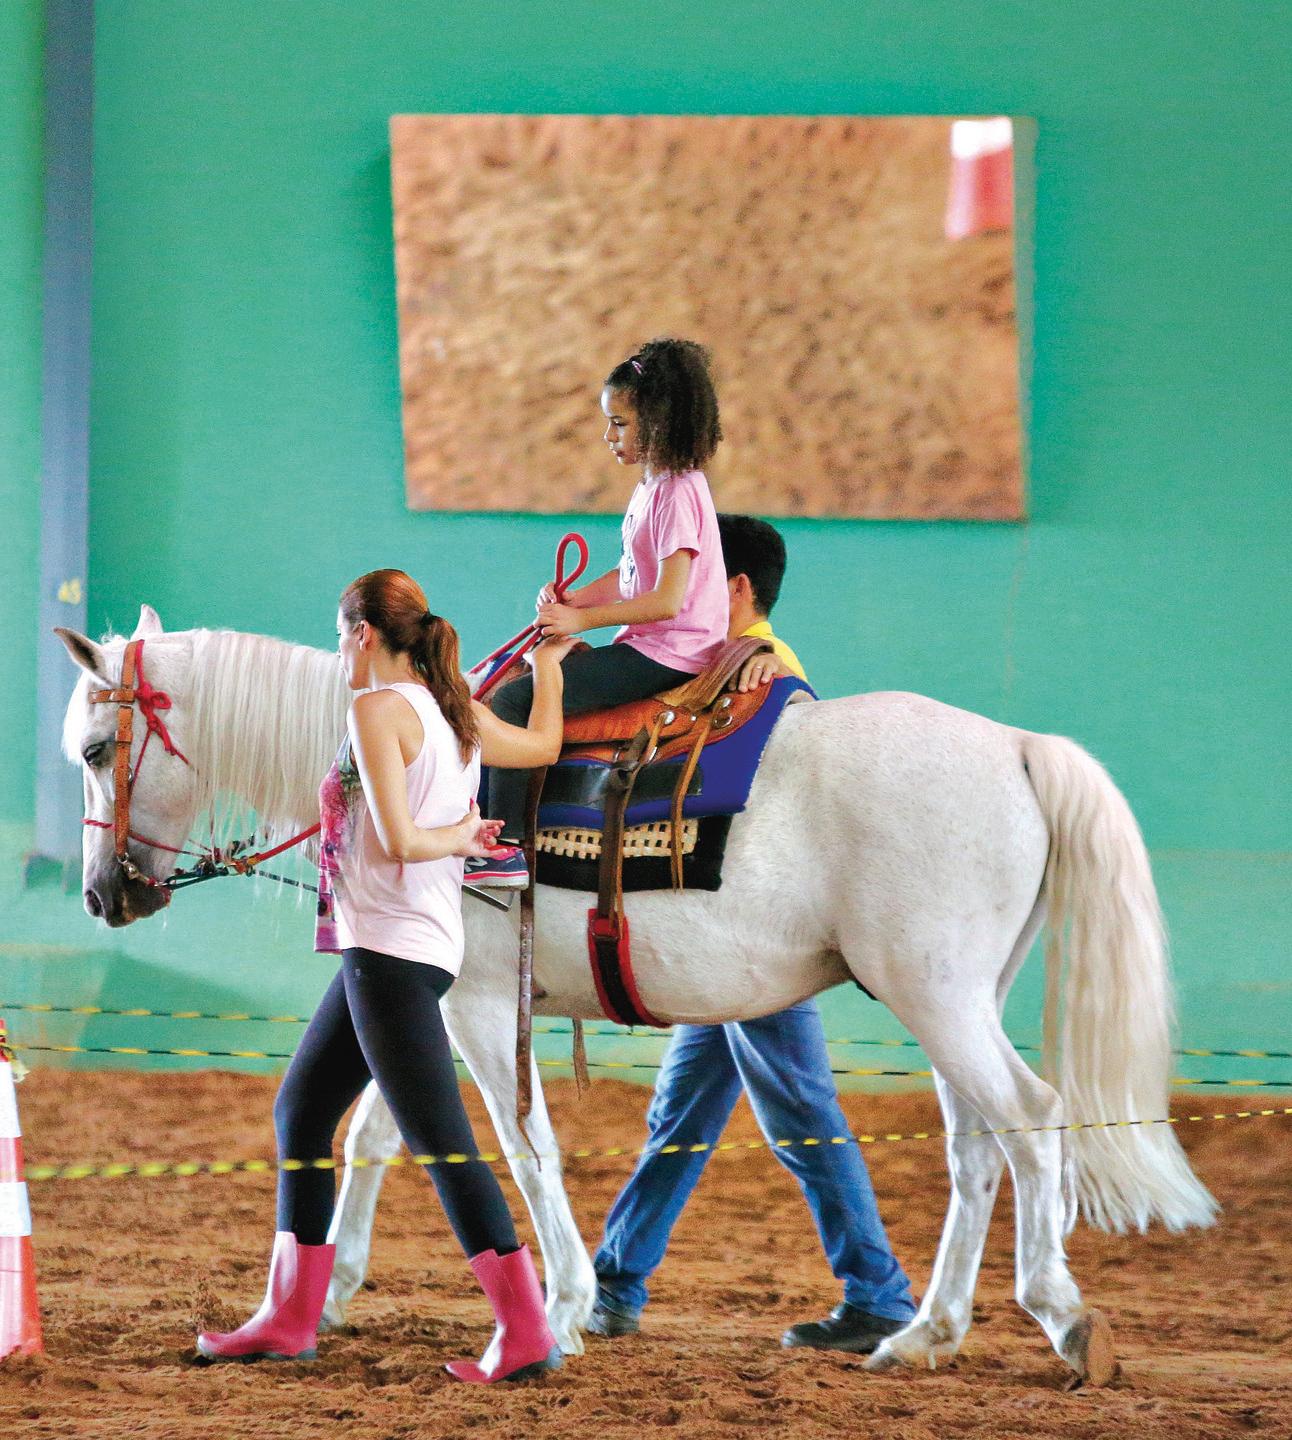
472,532,589,700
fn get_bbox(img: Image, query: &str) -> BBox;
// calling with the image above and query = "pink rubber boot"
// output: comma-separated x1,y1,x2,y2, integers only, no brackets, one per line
445,1244,563,1383
196,1232,335,1362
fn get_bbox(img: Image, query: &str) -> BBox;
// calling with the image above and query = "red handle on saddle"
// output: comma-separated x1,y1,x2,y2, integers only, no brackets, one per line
469,532,590,701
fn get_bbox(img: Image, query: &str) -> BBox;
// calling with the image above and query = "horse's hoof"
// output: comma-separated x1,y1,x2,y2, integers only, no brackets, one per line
547,1321,585,1357
1062,1308,1119,1387
862,1345,903,1374
864,1333,958,1375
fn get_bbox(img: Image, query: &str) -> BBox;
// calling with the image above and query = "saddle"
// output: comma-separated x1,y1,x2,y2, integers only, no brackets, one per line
486,635,805,1113
566,637,781,1020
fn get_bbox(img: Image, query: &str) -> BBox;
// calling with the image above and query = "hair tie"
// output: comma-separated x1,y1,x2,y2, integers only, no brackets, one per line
420,610,435,627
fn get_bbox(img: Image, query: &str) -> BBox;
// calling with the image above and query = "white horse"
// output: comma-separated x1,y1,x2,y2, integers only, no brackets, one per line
57,609,1216,1385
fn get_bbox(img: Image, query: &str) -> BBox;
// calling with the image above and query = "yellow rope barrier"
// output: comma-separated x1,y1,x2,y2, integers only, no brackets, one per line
12,1041,1292,1090
14,1040,928,1077
4,1000,1288,1063
23,1106,1292,1184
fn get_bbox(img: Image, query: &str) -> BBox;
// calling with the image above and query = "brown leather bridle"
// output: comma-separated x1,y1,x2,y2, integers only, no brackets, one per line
83,637,319,892
83,638,192,887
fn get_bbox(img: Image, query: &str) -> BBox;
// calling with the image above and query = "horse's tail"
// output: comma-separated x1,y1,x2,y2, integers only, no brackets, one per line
1021,731,1217,1234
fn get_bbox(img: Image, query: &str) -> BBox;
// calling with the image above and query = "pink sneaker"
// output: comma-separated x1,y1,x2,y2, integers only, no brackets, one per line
464,846,530,890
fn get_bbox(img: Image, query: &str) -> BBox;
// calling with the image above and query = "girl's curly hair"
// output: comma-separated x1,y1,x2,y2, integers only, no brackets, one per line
605,338,722,474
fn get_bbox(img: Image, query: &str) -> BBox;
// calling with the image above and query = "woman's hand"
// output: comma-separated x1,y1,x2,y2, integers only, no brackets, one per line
447,802,507,859
736,652,792,692
536,601,584,638
528,633,578,668
536,582,558,609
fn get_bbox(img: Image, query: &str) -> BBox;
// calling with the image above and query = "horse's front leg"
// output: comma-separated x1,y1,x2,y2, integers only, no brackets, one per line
322,1079,403,1330
442,992,597,1356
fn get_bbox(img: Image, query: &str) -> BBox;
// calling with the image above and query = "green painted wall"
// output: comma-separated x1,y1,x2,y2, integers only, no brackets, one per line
0,0,44,824
4,2,1290,1086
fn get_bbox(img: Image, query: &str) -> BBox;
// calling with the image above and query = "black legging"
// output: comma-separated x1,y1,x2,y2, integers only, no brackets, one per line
486,643,693,840
273,947,518,1258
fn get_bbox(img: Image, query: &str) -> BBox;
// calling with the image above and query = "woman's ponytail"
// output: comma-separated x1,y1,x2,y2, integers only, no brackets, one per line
338,570,480,767
410,613,479,767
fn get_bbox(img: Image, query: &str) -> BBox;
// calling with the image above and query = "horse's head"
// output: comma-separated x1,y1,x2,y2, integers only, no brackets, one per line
57,605,202,926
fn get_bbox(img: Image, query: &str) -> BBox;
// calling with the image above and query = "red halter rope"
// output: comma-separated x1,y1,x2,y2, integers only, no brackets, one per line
83,638,320,893
466,532,589,701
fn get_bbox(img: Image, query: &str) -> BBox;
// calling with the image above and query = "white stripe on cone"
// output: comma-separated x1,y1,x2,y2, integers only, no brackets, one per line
945,116,1014,241
0,1019,42,1358
0,1080,18,1141
0,1182,31,1240
950,116,1012,160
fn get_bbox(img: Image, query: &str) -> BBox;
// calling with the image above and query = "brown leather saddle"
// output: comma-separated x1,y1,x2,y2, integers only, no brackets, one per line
485,635,777,1116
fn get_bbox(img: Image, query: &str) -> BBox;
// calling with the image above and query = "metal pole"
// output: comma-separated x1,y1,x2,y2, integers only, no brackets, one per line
30,0,93,887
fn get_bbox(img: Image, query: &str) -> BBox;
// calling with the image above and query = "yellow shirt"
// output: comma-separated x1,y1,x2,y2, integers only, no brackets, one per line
740,619,807,682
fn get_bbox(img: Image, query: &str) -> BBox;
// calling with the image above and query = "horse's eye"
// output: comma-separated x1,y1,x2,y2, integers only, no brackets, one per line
82,741,110,767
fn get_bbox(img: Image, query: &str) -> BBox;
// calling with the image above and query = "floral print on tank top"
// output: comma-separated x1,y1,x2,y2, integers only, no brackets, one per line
315,736,362,953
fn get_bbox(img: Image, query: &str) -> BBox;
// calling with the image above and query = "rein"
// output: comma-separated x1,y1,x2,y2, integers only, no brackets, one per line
466,532,588,701
84,637,320,894
462,531,594,1123
86,532,593,892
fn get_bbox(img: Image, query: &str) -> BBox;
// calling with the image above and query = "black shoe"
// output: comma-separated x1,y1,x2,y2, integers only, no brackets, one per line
780,1303,908,1355
586,1301,640,1338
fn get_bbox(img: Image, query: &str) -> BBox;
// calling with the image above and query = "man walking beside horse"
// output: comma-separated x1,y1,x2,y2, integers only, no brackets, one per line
588,515,919,1353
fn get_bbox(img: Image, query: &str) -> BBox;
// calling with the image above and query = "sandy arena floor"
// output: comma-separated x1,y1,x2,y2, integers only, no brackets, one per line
2,1070,1290,1439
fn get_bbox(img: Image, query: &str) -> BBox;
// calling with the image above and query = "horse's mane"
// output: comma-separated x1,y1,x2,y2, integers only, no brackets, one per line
186,629,349,846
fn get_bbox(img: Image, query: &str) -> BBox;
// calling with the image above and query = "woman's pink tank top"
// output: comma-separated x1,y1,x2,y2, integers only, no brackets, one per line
315,682,481,973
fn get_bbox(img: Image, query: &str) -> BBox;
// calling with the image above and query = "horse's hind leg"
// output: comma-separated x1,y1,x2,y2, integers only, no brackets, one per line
866,1072,1004,1373
868,886,1079,1373
900,1010,1111,1383
322,1079,403,1330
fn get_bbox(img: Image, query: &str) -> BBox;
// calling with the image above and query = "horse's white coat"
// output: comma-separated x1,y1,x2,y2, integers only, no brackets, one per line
59,618,1217,1377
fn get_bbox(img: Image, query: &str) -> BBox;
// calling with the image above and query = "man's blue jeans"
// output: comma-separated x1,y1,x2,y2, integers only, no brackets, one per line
592,1001,917,1322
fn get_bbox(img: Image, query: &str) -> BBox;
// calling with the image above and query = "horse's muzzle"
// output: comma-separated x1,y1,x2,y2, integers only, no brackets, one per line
84,872,171,927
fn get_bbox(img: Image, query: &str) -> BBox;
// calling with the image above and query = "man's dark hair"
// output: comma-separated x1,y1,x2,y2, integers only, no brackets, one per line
717,513,787,616
604,337,722,474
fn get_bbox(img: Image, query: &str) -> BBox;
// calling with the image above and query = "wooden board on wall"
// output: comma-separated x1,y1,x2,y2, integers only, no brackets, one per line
391,114,1023,519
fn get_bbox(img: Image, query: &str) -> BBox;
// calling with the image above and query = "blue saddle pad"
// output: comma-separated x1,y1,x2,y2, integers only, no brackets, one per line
537,676,814,833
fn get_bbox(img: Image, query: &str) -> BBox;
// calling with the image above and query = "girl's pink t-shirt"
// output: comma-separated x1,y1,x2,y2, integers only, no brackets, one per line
614,468,729,674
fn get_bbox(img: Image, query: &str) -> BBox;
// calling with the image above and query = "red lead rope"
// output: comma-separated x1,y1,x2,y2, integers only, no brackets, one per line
467,532,589,701
83,637,319,891
85,537,589,893
81,820,322,879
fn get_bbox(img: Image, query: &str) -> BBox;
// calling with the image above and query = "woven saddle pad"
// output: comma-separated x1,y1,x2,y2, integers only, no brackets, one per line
536,818,699,863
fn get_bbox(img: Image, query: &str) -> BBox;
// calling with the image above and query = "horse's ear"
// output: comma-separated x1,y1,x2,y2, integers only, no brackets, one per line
54,628,112,685
132,604,163,638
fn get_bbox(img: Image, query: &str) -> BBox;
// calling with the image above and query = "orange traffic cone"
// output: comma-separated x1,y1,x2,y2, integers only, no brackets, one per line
945,116,1014,241
0,1019,43,1359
